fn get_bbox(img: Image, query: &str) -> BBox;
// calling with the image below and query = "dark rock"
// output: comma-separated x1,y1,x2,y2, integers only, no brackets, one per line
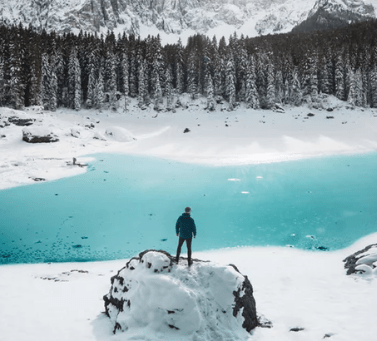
183,128,190,133
307,113,315,117
316,246,329,251
327,108,334,112
326,116,334,119
290,327,305,332
103,249,260,335
22,129,59,143
8,116,35,126
0,120,10,128
343,243,377,275
29,177,46,182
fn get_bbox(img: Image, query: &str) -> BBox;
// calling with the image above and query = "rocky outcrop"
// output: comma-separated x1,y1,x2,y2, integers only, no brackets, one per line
343,243,377,276
103,250,259,338
22,127,59,143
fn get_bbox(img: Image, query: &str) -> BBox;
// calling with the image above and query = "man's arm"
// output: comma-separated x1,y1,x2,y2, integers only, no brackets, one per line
192,219,197,238
175,218,180,236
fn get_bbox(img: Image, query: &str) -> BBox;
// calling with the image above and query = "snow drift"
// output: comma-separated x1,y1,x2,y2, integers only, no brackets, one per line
103,250,259,340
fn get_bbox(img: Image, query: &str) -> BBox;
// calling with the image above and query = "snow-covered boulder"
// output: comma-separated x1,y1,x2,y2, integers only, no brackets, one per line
105,126,135,142
343,244,377,277
103,250,258,339
22,127,59,143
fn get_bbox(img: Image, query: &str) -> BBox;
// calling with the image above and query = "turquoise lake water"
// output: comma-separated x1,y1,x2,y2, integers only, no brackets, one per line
1,153,377,265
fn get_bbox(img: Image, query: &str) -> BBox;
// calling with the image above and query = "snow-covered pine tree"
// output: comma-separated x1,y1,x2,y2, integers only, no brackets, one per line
41,53,57,111
205,72,215,111
175,38,184,95
138,58,146,107
86,52,96,108
165,65,173,110
265,62,275,109
93,67,104,109
119,52,129,97
245,56,260,109
237,47,248,102
129,50,137,98
0,57,5,106
187,52,198,100
347,68,357,106
290,68,302,106
225,55,236,110
105,51,117,108
8,33,25,109
68,47,81,111
335,52,345,101
370,65,377,108
355,68,366,107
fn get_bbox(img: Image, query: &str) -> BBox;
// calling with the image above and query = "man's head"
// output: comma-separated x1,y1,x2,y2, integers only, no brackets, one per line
185,207,191,214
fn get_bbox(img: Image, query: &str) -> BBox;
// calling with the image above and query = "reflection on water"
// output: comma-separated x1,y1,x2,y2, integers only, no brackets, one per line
1,153,377,264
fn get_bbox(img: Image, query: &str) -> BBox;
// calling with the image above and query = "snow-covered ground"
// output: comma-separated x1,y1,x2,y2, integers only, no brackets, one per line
1,95,377,340
0,233,376,341
1,94,377,190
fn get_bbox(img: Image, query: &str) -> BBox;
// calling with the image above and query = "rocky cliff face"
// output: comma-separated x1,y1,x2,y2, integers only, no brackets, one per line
292,0,375,33
0,0,375,40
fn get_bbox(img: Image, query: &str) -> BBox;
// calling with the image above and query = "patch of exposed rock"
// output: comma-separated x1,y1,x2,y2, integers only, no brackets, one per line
22,127,59,143
343,243,377,276
103,250,261,339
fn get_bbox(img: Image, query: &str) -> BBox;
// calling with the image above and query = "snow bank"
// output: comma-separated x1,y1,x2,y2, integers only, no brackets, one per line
103,250,259,340
105,126,135,142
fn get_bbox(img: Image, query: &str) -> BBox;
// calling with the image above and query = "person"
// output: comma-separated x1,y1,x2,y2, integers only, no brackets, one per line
175,207,196,266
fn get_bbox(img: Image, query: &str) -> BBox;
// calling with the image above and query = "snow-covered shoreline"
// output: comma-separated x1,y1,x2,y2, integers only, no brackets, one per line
0,233,376,341
1,95,377,190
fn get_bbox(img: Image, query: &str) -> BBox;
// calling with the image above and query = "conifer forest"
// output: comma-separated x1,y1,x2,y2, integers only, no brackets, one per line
1,20,377,112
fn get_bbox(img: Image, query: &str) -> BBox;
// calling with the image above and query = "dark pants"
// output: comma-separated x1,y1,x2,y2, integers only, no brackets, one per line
176,237,192,263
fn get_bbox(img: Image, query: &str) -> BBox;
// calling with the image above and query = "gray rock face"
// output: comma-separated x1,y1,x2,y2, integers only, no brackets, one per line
343,243,377,275
1,0,375,40
103,250,259,337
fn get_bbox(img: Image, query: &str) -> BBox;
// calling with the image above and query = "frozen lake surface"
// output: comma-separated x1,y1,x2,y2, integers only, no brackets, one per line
1,153,377,264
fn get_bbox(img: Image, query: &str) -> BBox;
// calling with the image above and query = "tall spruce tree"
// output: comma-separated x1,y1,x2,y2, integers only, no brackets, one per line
68,47,81,111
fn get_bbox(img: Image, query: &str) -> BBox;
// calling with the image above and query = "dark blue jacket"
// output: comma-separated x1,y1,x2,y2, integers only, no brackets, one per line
176,213,197,239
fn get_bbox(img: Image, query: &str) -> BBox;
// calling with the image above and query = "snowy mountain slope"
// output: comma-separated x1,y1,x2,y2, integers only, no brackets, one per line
293,0,375,33
0,0,375,42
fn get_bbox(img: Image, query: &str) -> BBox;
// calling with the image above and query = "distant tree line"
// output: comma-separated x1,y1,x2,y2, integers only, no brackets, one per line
1,20,377,112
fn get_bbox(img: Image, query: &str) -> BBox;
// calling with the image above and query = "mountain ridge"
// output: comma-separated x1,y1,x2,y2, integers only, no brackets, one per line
0,0,376,43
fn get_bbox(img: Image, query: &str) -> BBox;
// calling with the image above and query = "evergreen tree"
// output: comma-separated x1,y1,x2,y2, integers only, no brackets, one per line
93,67,104,109
68,47,81,110
41,53,57,111
8,33,25,109
225,56,236,110
105,51,117,107
86,52,96,108
265,63,275,109
0,57,5,106
119,52,129,96
187,52,198,100
245,56,260,109
290,68,302,106
165,65,173,110
335,52,345,101
205,72,215,111
138,58,146,106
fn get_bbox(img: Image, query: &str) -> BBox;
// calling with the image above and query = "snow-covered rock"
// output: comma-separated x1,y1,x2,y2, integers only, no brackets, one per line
22,127,59,143
343,244,377,277
103,250,258,339
105,126,135,142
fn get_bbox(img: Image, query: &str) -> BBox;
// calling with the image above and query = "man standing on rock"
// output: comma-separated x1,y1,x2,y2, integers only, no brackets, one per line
175,207,196,266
